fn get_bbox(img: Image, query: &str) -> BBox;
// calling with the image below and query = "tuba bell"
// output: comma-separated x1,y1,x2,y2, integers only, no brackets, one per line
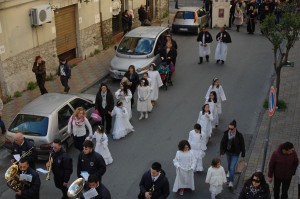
67,178,85,198
5,164,26,192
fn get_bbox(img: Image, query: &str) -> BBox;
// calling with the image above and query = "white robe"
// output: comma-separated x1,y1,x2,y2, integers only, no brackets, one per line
111,106,134,140
205,85,227,114
197,111,213,142
173,150,196,192
188,130,207,172
93,132,113,165
137,86,152,112
199,34,211,57
115,89,132,119
205,166,227,195
148,71,163,101
206,101,219,127
215,40,228,61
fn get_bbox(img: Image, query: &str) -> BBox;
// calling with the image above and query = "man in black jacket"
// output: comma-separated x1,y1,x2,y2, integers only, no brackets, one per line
77,140,106,183
95,83,114,134
11,132,36,169
138,5,147,26
16,158,41,199
139,162,170,199
220,120,245,188
47,139,73,199
81,174,111,199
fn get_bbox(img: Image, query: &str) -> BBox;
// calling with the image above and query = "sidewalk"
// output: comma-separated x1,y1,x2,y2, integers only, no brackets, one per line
243,40,300,198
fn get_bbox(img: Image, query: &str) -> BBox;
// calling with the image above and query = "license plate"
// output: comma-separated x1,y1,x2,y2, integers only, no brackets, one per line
179,28,188,31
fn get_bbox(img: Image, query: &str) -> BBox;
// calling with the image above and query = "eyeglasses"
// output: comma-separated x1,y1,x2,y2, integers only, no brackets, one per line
252,179,260,183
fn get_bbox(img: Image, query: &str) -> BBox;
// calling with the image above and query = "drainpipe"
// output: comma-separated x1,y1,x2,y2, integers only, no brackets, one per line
98,0,105,49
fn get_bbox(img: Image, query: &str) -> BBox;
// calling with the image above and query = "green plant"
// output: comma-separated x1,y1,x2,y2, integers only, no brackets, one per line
45,73,54,81
27,81,38,90
94,48,100,54
14,91,22,98
263,99,287,110
71,64,77,68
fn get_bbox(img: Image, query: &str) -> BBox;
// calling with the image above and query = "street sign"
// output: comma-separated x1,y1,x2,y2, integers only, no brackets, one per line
268,86,277,117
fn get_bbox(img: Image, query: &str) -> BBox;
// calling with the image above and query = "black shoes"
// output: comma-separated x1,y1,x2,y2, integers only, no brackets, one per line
216,60,224,64
216,60,220,63
198,57,203,64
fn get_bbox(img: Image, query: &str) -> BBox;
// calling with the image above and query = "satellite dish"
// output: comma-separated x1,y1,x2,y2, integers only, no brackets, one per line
112,0,121,16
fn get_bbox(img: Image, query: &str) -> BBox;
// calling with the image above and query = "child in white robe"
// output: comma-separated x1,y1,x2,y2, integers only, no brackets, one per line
173,140,196,196
205,158,227,199
115,83,132,119
137,78,152,120
197,104,213,143
92,125,113,165
147,63,163,106
188,123,207,172
205,78,226,115
111,101,134,140
206,91,219,128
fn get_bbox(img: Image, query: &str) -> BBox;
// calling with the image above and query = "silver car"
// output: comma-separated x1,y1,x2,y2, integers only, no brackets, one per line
109,26,170,79
172,7,208,34
4,93,96,160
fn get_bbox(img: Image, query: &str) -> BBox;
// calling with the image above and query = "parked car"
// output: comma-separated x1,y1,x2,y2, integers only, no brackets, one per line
4,93,96,160
172,7,208,34
109,26,170,79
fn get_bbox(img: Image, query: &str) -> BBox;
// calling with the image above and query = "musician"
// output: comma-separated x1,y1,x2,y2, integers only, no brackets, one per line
80,174,111,199
46,139,73,199
16,158,41,199
77,140,106,183
11,132,36,169
138,162,170,199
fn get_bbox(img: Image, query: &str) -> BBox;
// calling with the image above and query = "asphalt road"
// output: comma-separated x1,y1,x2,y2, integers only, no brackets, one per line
0,2,275,199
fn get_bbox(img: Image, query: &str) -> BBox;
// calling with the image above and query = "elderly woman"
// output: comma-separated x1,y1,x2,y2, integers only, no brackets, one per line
67,107,93,151
234,7,243,32
239,172,271,199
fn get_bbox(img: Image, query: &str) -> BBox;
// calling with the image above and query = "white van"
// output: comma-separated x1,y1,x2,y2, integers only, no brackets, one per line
109,26,170,79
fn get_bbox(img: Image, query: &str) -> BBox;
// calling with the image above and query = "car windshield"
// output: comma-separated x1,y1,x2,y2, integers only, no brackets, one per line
9,114,49,136
117,37,155,55
175,11,195,19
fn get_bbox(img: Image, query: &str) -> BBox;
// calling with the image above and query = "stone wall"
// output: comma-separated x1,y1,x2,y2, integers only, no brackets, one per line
155,0,169,20
102,19,114,48
79,23,103,59
1,40,58,96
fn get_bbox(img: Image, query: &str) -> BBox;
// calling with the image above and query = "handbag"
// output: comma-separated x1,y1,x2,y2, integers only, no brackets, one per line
236,159,247,173
91,109,102,122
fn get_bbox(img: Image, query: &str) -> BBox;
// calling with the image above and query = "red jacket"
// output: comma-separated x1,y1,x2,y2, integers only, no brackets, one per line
268,144,299,180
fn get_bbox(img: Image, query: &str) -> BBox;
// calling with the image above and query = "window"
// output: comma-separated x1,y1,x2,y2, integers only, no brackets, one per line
58,105,73,130
175,11,195,19
70,98,94,111
9,114,49,136
117,37,155,55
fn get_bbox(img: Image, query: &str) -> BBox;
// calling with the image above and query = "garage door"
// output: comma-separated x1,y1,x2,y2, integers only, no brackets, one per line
55,5,77,58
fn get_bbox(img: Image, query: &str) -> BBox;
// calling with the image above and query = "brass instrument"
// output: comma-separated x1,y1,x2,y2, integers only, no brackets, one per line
46,153,53,181
67,178,85,198
5,147,34,191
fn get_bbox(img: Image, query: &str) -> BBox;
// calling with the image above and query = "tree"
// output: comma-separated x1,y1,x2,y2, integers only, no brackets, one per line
260,2,300,102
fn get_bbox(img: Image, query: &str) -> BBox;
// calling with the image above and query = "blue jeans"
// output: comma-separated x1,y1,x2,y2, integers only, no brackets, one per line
226,153,239,182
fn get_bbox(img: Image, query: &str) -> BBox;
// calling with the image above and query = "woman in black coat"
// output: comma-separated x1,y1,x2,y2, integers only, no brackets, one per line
95,83,114,134
123,65,140,106
239,172,271,199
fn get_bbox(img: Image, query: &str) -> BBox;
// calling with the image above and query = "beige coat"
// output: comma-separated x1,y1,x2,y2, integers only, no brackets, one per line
234,11,244,25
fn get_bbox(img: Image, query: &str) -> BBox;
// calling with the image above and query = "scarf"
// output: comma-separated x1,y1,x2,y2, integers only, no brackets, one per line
228,131,236,140
101,91,107,109
74,116,85,126
249,184,261,195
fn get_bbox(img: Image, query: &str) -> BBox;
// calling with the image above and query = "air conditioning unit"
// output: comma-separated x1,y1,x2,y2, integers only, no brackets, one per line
30,4,52,26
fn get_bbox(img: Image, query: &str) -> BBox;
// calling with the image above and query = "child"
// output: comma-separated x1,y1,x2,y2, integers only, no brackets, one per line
205,78,226,115
205,158,227,199
92,125,113,165
115,83,132,119
158,61,171,87
173,140,196,196
137,78,152,120
188,123,207,172
111,101,134,140
197,104,213,143
206,91,219,128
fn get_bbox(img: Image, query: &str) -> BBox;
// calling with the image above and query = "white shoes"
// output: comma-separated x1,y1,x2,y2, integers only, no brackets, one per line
226,172,229,178
145,113,148,119
139,114,144,120
228,181,233,188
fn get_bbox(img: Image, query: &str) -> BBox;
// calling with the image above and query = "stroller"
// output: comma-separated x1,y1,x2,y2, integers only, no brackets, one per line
158,61,174,90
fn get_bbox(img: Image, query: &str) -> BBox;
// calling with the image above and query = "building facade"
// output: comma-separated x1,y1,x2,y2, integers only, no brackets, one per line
0,0,168,98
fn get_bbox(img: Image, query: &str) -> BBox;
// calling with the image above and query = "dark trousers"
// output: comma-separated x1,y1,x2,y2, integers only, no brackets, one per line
298,183,300,198
54,176,68,199
130,86,136,106
60,76,70,93
229,13,234,28
73,135,86,151
101,113,112,133
273,177,292,199
36,76,48,95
